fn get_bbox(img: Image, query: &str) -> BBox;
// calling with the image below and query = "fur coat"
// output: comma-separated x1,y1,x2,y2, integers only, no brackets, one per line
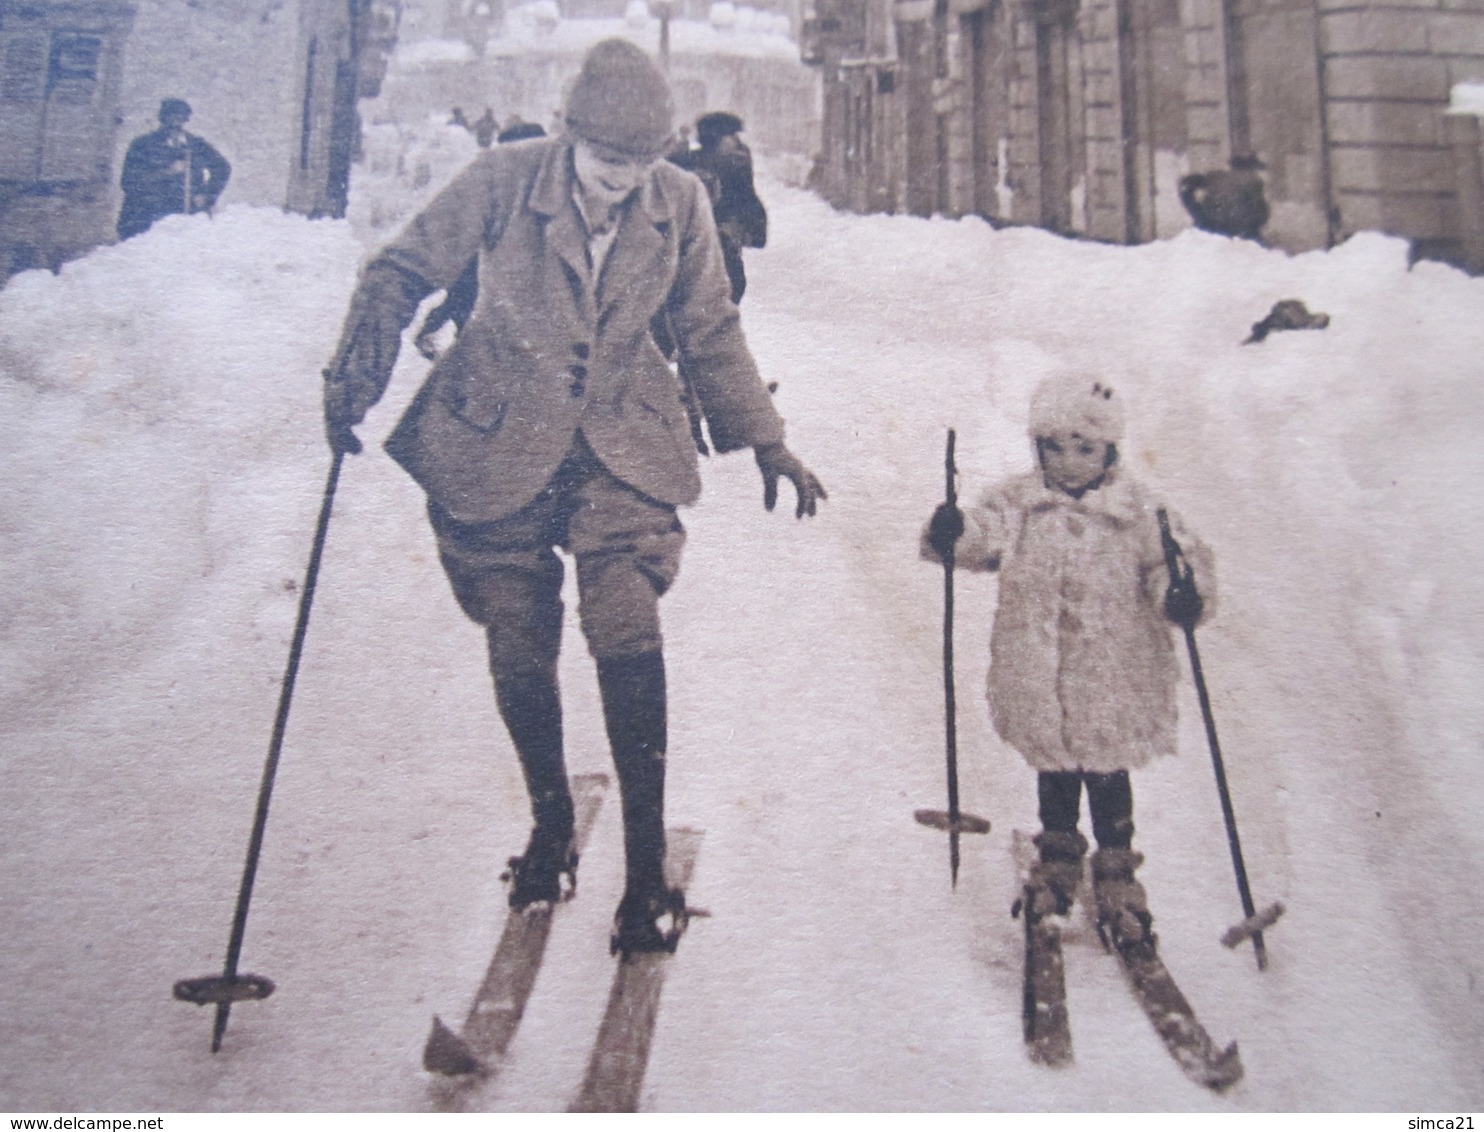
926,467,1215,773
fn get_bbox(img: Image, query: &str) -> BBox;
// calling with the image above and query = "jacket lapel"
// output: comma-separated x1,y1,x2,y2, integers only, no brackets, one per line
596,172,674,324
527,141,594,318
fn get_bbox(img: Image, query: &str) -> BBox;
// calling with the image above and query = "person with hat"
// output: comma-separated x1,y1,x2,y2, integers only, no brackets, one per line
669,110,767,303
922,372,1215,956
323,38,825,955
117,99,232,240
1178,153,1270,242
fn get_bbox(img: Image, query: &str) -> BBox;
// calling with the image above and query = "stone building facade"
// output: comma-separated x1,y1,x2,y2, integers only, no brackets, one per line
1,0,398,282
804,0,1484,262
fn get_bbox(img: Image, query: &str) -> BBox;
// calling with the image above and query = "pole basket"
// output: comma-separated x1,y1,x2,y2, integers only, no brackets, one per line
1221,901,1285,950
914,809,991,835
173,974,275,1006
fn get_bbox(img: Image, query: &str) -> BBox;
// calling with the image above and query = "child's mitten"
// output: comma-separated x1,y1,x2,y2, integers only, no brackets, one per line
928,503,965,558
1163,573,1204,628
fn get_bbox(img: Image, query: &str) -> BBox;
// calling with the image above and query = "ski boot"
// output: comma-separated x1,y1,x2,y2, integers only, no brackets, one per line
503,799,578,910
1091,847,1157,958
1015,830,1087,922
609,884,688,958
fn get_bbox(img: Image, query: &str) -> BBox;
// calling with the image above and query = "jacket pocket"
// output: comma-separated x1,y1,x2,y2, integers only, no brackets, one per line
439,380,509,434
429,342,510,433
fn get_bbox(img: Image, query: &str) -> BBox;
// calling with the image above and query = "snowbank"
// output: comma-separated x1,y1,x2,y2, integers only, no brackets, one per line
0,207,364,718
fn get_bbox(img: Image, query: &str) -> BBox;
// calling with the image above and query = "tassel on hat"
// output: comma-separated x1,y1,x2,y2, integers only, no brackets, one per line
1028,372,1126,443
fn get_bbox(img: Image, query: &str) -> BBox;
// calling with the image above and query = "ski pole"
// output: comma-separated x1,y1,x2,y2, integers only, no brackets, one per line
174,449,346,1049
1156,509,1282,970
915,429,990,887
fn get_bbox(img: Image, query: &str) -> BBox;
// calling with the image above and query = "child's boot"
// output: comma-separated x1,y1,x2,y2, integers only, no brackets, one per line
1025,830,1088,918
1091,848,1156,957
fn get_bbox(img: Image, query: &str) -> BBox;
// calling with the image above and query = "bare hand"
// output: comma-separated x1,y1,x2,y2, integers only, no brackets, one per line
755,442,827,518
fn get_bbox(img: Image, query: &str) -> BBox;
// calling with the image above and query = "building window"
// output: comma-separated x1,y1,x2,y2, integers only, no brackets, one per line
47,33,102,103
3,34,47,101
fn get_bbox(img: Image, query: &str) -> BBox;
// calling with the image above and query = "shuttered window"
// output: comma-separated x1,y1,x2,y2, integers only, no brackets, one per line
0,28,110,182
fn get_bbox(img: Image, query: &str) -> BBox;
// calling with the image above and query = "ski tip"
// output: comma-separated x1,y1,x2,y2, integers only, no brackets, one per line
423,1015,483,1077
914,809,991,835
1203,1041,1244,1092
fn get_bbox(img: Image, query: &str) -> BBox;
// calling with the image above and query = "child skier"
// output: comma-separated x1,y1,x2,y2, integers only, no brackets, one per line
923,372,1214,955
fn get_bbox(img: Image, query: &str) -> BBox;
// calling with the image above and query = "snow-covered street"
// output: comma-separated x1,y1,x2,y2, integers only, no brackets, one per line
2,158,1482,1109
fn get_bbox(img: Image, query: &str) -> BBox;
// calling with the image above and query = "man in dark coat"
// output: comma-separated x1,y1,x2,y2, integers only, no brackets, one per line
116,99,232,241
1178,153,1269,242
669,111,767,303
324,39,825,955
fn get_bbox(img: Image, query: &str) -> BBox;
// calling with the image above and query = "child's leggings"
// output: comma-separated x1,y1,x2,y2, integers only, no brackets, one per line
1038,769,1134,849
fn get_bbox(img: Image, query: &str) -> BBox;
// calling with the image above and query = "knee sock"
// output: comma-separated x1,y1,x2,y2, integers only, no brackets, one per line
1085,770,1134,850
492,659,572,832
597,650,668,900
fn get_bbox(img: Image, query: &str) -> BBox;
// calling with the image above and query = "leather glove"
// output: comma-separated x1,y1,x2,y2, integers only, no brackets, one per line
1163,568,1204,628
755,442,826,518
322,370,363,456
927,503,964,559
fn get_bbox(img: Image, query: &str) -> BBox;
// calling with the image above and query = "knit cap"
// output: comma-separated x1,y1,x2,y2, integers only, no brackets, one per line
1027,372,1126,442
564,38,675,158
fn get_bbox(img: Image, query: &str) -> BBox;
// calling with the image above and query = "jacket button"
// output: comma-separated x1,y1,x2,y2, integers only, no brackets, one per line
569,364,588,380
570,381,585,398
573,343,590,359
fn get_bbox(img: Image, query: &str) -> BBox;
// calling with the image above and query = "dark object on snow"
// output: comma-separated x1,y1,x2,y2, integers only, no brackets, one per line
1158,509,1281,971
175,451,346,1052
1244,299,1331,344
473,108,498,148
914,430,991,888
117,99,232,240
1179,154,1269,242
496,120,546,144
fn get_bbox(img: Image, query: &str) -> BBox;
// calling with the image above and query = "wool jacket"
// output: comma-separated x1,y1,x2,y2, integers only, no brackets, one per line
927,468,1216,774
327,137,784,523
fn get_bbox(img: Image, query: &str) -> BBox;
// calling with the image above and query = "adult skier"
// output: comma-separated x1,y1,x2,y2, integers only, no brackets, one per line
117,99,232,240
323,38,825,954
923,373,1214,954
